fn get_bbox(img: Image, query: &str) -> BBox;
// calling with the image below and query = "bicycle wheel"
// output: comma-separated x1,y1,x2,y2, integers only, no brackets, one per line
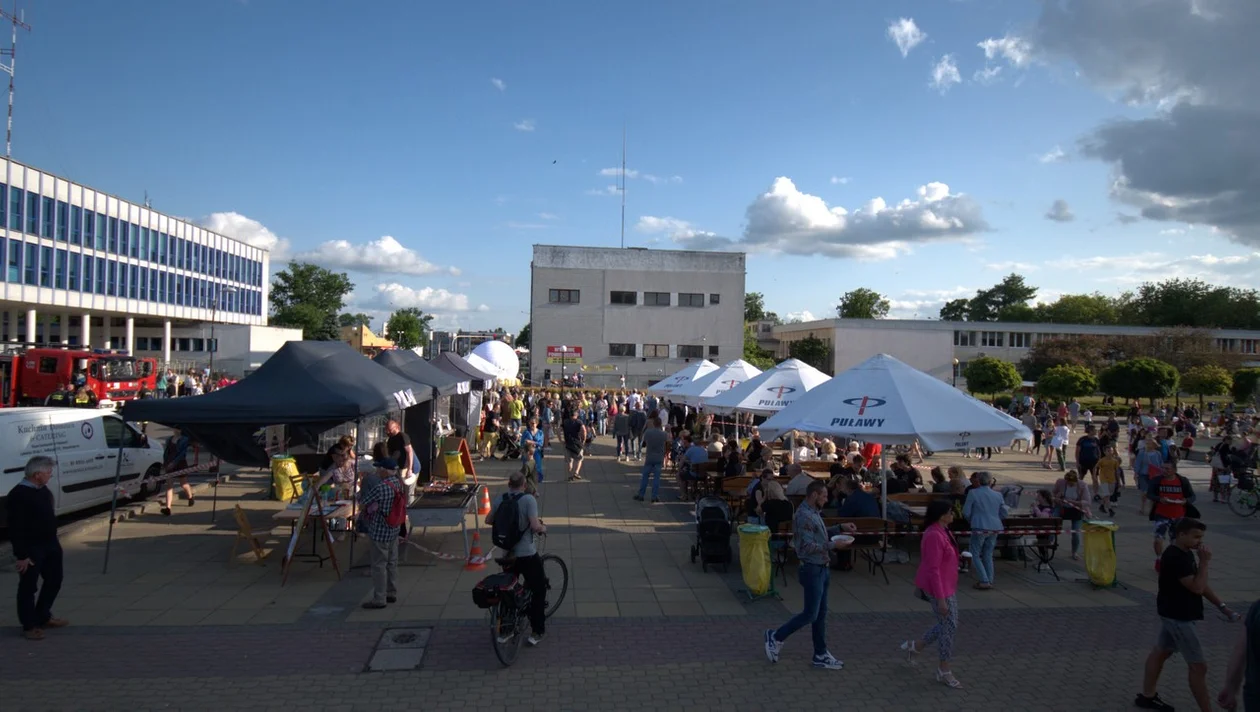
541,553,569,618
1228,487,1260,517
490,600,526,666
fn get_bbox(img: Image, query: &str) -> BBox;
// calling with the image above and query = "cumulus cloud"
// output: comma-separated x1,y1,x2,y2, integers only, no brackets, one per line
930,55,961,93
886,286,975,319
830,176,851,185
783,310,818,324
598,167,682,184
296,236,459,277
973,66,1002,84
1047,251,1260,285
199,212,291,258
887,18,927,57
585,185,623,197
978,34,1033,68
490,77,506,91
374,283,486,312
1045,199,1075,222
635,216,730,251
1038,146,1066,163
1031,0,1260,243
984,261,1039,271
513,119,535,132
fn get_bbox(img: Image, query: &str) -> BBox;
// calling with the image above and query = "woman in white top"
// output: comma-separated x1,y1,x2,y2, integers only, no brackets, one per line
1043,418,1069,471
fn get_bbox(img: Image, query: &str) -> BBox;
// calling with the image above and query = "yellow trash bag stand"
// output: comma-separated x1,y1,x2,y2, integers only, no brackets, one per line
444,451,466,484
739,524,772,597
270,455,300,502
1083,520,1120,588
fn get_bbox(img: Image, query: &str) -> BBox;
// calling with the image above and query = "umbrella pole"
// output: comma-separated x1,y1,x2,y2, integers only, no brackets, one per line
881,442,888,521
349,418,361,571
101,438,126,575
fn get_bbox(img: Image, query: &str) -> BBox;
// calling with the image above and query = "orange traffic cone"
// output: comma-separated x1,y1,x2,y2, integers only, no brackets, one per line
464,530,486,571
477,485,491,516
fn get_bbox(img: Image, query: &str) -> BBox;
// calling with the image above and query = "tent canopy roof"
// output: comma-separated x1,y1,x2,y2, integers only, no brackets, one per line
647,360,718,395
432,352,497,390
374,349,469,396
704,358,831,415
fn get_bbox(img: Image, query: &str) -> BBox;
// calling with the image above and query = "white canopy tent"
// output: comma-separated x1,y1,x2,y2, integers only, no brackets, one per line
758,353,1031,517
668,359,763,407
467,340,521,386
703,358,831,416
647,359,719,396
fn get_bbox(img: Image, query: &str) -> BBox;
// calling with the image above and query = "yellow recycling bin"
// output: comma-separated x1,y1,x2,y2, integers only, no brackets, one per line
739,524,772,596
1083,520,1120,588
270,455,300,501
444,451,466,484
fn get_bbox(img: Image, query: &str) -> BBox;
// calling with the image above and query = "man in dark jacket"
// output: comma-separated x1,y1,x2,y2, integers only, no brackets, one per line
7,455,68,641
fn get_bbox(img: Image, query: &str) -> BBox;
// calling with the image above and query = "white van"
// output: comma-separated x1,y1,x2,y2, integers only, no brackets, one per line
0,407,164,528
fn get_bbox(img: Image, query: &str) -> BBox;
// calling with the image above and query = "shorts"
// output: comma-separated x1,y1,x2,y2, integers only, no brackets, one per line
1097,482,1114,499
1151,517,1178,541
1079,458,1099,474
565,448,583,462
1157,617,1205,664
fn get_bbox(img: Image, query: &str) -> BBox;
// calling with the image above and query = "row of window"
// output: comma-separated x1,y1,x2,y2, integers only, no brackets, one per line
135,336,217,353
954,330,1034,348
608,343,719,359
550,289,722,306
1,239,261,314
0,184,263,287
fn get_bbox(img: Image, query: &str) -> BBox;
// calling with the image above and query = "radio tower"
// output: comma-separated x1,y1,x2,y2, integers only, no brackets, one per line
0,1,29,158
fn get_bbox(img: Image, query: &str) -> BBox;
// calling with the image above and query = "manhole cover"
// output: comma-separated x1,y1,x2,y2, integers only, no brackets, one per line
376,627,432,650
365,627,432,672
392,632,417,645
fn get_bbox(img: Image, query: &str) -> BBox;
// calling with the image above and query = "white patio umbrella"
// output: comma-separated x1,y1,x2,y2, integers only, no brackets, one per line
704,358,831,416
758,353,1031,517
647,359,718,396
669,359,763,407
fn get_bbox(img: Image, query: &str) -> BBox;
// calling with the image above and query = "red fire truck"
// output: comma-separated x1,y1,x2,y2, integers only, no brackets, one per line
0,347,159,407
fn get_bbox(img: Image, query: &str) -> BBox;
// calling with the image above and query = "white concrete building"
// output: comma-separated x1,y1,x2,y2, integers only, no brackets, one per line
529,245,746,388
773,318,1260,389
0,157,275,369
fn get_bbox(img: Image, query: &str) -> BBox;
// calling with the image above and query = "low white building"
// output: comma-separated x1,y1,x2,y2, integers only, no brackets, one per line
135,323,303,377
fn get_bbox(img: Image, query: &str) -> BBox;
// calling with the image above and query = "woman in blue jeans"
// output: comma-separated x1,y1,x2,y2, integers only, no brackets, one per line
1053,470,1092,559
962,471,1006,590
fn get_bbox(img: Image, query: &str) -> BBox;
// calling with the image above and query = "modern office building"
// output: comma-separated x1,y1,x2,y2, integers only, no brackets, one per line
529,244,746,388
773,318,1260,388
0,157,270,366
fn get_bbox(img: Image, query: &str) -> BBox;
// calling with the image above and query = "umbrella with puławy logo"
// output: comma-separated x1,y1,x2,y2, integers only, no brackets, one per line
703,358,831,416
647,359,719,396
668,359,763,407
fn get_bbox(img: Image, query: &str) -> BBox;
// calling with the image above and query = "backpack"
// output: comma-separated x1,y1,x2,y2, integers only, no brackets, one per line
491,492,527,551
383,479,407,528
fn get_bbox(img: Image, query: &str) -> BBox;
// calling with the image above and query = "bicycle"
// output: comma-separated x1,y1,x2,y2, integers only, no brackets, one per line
1227,471,1259,518
485,533,569,667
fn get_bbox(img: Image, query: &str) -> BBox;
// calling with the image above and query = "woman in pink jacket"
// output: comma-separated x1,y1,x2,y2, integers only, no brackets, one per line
901,499,963,689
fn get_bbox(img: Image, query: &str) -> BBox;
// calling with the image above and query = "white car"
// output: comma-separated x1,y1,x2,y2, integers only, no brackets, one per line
0,407,164,528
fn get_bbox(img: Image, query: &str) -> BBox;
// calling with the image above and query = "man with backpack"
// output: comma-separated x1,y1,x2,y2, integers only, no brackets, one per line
359,457,406,610
488,472,548,646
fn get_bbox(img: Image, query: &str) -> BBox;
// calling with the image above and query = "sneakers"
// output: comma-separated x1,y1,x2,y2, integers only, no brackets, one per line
1133,692,1174,711
633,494,644,502
527,632,545,646
42,618,69,628
812,652,844,670
651,497,660,504
763,629,782,663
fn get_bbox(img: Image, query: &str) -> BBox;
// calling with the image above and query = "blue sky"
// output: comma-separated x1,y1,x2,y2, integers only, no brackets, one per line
12,0,1258,330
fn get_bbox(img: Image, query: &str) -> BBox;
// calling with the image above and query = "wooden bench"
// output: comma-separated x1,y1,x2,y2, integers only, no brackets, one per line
800,460,835,475
824,516,891,584
889,492,949,507
719,476,754,518
1000,516,1063,581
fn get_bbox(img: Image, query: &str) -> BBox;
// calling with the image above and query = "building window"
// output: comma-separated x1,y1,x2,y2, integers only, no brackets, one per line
7,186,18,230
1242,339,1259,355
108,217,118,253
81,255,92,293
95,257,105,294
709,345,719,357
40,195,52,237
176,338,190,352
980,331,1004,348
70,206,81,245
39,246,51,287
7,239,19,282
55,201,68,242
23,243,36,285
953,330,976,347
609,343,635,357
193,338,205,352
149,268,157,302
149,336,162,352
95,214,106,251
68,253,79,291
1009,332,1030,349
678,344,704,359
129,265,138,299
644,291,670,306
107,260,117,296
548,288,579,303
136,337,149,351
954,360,968,379
119,222,129,257
26,192,38,234
643,344,669,358
679,292,704,307
84,209,94,245
609,290,636,305
54,249,66,290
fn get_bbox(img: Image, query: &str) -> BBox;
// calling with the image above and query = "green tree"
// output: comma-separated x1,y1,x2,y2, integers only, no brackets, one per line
742,325,776,370
966,273,1038,322
271,262,354,340
1035,364,1098,401
938,298,970,322
837,288,890,319
385,308,433,351
1181,364,1232,408
338,312,373,328
744,292,767,323
788,336,831,373
516,322,531,348
1099,358,1180,407
1231,368,1260,405
962,357,1022,398
1034,293,1120,325
1018,335,1111,381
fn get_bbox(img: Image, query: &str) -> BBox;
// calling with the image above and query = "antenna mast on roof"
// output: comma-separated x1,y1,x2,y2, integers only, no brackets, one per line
620,125,626,249
0,1,29,159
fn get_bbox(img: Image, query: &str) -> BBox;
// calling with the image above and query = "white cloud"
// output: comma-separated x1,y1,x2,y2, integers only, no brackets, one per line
513,119,535,132
585,185,623,196
634,215,729,250
490,77,506,91
984,261,1039,271
830,176,851,185
1047,251,1260,285
978,34,1033,68
887,18,927,58
930,55,961,93
886,286,975,319
598,167,682,184
538,212,559,220
599,167,639,179
783,310,818,324
374,283,483,312
199,212,291,258
1159,227,1187,235
1045,199,1075,222
1038,145,1066,163
973,66,1002,84
506,222,548,229
296,236,459,277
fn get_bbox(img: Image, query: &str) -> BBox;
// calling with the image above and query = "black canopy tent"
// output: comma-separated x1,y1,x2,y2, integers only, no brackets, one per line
430,352,497,436
432,352,497,391
121,341,428,466
372,349,470,478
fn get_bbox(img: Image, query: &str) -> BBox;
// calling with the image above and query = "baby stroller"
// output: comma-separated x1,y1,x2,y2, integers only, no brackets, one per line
689,496,733,572
495,426,522,461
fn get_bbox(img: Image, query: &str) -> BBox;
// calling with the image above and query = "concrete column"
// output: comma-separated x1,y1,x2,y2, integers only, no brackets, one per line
102,318,112,350
61,313,70,346
81,313,92,350
162,319,172,366
125,317,135,354
24,308,35,345
5,311,13,342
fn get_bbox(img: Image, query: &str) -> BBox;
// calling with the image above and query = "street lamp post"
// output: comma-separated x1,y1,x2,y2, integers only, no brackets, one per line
559,345,567,406
209,286,237,377
952,357,960,388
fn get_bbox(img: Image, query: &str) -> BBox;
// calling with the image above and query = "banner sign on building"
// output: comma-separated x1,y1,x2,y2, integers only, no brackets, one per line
546,346,583,364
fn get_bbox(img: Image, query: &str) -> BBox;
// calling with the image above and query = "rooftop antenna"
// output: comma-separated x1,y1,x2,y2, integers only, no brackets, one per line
620,125,626,248
0,1,29,159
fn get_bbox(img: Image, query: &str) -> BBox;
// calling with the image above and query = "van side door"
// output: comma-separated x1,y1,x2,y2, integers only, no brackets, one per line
100,415,145,502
